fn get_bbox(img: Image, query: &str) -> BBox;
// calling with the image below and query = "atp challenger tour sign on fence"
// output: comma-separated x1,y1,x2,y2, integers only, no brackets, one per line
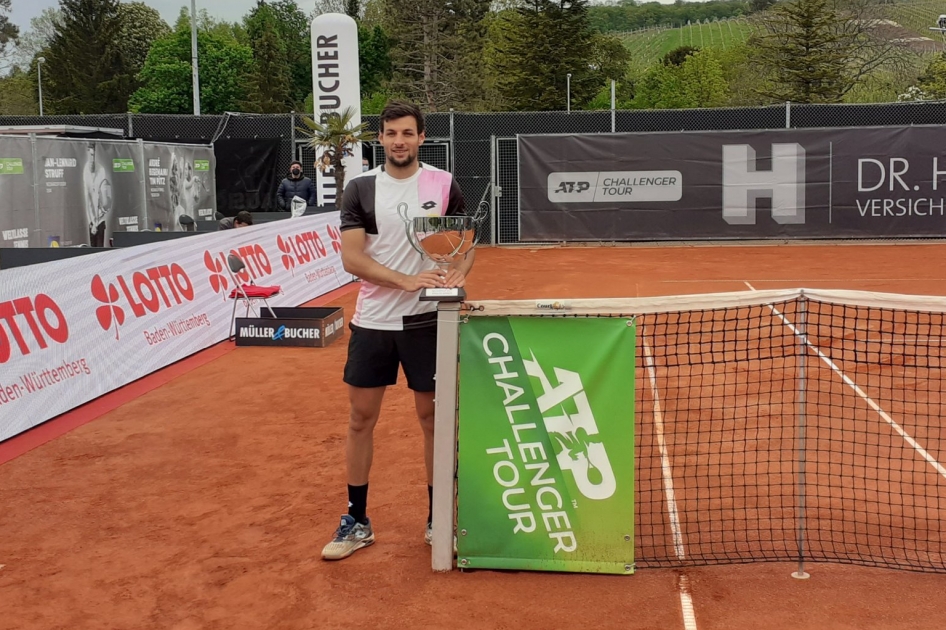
518,125,946,241
457,316,636,574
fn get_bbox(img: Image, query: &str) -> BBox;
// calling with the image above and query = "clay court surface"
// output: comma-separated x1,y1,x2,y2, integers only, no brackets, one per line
2,242,946,629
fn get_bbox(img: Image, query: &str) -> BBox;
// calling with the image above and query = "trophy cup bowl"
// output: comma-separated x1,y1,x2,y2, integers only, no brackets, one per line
398,202,486,302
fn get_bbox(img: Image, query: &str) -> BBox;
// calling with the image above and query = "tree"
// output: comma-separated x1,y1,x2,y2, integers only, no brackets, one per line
0,69,36,115
381,0,492,111
38,0,131,114
266,1,312,108
632,48,728,109
0,0,17,72
489,0,600,111
662,45,700,67
8,8,59,72
245,2,292,112
298,106,375,211
750,0,913,103
898,53,946,102
346,0,360,18
750,0,846,102
129,10,257,114
358,24,392,98
116,3,171,77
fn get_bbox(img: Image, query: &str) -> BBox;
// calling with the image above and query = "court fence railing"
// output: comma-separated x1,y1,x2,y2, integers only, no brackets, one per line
4,101,946,244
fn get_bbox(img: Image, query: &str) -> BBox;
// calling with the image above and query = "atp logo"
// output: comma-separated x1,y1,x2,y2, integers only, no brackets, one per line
523,351,617,500
722,143,806,225
272,325,286,340
553,182,591,194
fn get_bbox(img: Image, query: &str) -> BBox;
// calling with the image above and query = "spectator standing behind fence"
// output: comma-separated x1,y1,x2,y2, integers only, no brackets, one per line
277,161,317,211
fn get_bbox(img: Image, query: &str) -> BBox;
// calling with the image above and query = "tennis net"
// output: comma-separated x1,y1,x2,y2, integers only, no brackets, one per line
461,288,946,573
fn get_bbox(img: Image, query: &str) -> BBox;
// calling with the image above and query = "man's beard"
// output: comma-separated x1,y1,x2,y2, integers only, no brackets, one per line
387,151,416,168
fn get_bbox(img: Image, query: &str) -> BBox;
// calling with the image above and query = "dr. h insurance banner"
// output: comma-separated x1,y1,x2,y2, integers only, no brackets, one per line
457,316,637,574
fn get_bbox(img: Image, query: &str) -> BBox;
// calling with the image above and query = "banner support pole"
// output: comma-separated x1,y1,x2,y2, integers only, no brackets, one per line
29,134,41,247
138,139,149,230
432,301,462,572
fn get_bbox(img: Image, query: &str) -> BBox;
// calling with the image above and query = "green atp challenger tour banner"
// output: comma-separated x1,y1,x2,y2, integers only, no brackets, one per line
457,316,636,574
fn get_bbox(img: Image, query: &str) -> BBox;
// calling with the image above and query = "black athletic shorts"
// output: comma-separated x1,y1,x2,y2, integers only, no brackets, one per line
343,311,438,392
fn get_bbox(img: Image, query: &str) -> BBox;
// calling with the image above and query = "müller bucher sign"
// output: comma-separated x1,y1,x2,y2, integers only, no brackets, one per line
234,306,345,348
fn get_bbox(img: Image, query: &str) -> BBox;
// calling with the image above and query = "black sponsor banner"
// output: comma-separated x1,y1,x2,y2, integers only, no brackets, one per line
214,138,282,215
35,138,90,247
518,126,946,241
94,141,146,242
145,143,217,230
0,137,36,248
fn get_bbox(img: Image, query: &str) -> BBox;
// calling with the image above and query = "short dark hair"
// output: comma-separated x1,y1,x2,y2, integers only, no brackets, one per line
235,211,253,225
379,100,425,135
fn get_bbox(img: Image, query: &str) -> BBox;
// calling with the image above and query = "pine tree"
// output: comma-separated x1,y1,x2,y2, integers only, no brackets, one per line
246,2,292,113
489,0,599,111
751,0,848,103
42,0,131,114
267,1,312,109
381,0,491,111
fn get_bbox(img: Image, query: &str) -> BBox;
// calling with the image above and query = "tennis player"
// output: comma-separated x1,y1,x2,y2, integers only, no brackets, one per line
321,100,474,560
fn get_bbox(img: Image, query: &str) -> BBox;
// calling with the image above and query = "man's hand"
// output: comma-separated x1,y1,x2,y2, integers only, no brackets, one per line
400,269,445,293
442,267,466,288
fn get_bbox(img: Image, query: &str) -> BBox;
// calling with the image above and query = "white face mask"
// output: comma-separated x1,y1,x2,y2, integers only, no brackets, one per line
362,164,369,172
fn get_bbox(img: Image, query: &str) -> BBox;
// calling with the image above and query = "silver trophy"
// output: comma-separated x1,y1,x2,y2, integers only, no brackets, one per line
398,200,487,302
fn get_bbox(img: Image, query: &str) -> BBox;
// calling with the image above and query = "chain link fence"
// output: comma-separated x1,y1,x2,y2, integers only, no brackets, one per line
5,102,946,241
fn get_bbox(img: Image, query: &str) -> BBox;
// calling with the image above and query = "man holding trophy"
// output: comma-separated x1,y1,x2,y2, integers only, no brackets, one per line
322,100,479,561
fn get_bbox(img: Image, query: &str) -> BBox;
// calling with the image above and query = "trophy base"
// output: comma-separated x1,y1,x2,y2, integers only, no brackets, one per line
420,287,466,302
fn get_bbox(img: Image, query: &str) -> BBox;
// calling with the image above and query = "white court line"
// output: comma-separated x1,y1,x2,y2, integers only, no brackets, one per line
744,281,946,481
643,336,698,630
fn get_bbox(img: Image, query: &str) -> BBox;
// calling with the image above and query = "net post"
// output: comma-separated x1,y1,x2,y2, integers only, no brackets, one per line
792,294,811,580
432,301,462,572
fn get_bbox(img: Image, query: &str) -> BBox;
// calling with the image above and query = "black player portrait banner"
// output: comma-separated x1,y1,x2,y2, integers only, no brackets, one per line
0,136,216,248
518,126,946,241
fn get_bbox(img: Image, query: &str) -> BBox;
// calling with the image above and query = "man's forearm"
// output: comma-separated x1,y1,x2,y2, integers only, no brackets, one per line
451,249,475,276
343,250,407,290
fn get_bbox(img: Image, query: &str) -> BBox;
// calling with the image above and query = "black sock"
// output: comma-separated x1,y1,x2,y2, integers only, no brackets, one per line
427,484,433,525
348,483,368,525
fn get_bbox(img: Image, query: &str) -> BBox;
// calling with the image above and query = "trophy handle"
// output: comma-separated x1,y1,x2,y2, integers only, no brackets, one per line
398,202,428,258
465,200,490,250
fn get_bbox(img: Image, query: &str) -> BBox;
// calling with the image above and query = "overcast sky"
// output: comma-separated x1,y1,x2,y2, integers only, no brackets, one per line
7,0,320,32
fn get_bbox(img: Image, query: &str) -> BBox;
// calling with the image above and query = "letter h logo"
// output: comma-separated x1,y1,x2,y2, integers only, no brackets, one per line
722,143,806,225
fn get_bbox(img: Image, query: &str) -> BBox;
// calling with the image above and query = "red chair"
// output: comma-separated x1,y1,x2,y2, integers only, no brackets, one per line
226,252,281,339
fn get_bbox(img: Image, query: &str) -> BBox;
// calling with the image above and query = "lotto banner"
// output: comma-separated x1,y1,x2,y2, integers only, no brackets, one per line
0,213,352,442
456,316,636,574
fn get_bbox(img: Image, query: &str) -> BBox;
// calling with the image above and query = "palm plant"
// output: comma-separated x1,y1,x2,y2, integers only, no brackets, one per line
298,106,376,210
